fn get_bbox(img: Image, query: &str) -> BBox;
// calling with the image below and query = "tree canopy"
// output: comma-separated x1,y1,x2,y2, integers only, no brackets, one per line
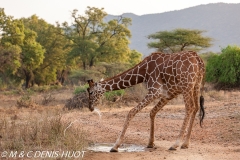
148,28,212,53
59,7,134,69
0,7,142,89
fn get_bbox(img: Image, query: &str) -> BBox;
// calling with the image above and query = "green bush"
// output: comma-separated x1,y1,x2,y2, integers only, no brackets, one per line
74,84,88,94
206,45,240,86
104,90,125,101
0,78,7,90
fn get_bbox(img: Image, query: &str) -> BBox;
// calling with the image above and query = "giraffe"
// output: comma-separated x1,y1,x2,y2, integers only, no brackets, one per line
87,50,205,152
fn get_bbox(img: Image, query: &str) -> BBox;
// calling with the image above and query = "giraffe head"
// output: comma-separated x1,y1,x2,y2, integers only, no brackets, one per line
87,79,105,112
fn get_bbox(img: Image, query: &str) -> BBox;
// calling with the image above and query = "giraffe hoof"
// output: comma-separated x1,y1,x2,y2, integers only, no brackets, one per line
147,145,154,148
168,147,177,151
110,148,118,152
181,145,189,149
147,143,155,148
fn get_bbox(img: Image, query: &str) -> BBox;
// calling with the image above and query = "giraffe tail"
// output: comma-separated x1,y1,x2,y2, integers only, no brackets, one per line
199,95,205,128
198,55,205,128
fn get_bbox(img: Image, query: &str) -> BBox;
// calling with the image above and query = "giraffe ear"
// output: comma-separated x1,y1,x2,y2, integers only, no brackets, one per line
87,79,93,83
87,79,94,87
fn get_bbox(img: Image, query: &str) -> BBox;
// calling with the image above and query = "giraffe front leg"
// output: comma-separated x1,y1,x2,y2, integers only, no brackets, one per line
147,110,156,148
110,111,133,152
147,99,168,148
110,107,142,152
110,95,153,152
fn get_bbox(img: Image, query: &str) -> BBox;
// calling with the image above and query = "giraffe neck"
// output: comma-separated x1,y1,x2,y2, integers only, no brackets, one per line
99,63,147,91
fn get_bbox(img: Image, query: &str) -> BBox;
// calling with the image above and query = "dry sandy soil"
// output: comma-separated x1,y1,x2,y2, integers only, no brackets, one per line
1,89,240,160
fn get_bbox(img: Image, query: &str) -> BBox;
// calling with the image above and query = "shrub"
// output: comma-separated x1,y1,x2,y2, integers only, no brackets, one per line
0,78,7,90
206,45,240,87
16,89,36,108
104,90,125,101
74,84,89,94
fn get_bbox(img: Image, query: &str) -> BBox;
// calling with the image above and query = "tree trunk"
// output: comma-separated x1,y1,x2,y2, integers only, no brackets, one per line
83,61,86,70
24,70,34,88
57,69,67,85
180,43,187,51
89,57,94,67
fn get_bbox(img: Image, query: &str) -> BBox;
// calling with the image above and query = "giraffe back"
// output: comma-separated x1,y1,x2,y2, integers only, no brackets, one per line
145,51,205,98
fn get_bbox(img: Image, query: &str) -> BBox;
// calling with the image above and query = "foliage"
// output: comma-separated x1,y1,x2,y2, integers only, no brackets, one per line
70,69,104,83
0,8,24,87
0,7,139,89
69,62,132,84
59,7,133,69
0,8,25,46
22,15,70,86
148,28,212,53
104,90,125,101
128,50,142,66
97,62,132,78
74,84,89,94
0,45,21,75
1,9,71,88
206,45,240,86
199,51,217,65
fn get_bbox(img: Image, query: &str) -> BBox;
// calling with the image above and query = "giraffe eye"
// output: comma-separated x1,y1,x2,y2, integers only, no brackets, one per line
89,92,93,95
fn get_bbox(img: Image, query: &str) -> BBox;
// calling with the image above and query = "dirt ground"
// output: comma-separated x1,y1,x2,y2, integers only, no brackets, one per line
63,90,240,160
1,89,240,160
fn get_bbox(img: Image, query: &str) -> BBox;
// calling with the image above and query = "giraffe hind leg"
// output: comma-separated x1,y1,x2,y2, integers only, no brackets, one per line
169,92,194,150
181,85,201,149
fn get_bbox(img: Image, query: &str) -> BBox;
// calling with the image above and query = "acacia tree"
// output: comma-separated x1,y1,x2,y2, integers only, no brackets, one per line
148,28,212,53
60,7,132,69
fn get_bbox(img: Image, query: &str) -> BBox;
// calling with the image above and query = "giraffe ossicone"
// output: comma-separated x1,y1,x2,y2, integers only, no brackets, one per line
87,51,205,152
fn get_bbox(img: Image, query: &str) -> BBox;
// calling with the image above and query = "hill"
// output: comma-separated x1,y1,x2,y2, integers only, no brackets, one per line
105,3,240,55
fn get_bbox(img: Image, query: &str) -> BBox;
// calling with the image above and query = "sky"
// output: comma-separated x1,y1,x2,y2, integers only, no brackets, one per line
1,0,240,24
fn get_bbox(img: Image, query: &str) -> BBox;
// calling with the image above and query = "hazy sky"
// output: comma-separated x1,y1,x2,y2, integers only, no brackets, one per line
1,0,240,24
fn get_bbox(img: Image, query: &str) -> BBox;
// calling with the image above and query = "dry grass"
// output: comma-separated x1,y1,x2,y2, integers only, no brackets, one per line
205,90,226,101
41,93,56,105
0,87,88,159
0,105,88,158
64,92,89,110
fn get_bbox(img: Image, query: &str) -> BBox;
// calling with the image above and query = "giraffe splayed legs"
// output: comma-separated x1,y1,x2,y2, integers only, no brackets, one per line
87,51,205,152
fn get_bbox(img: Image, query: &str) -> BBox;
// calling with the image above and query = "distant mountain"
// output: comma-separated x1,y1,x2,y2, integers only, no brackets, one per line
105,3,240,56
